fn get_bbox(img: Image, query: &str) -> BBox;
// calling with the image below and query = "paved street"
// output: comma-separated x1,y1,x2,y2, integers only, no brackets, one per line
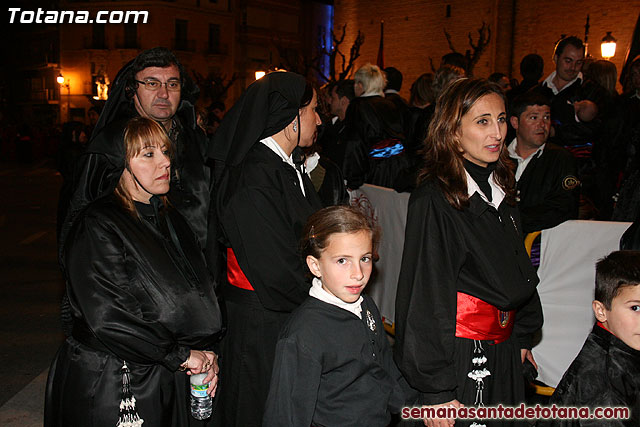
0,159,66,425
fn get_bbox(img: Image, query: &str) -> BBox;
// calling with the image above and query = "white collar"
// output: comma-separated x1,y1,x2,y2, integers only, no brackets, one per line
465,169,505,208
261,136,294,167
384,89,399,94
260,136,306,196
309,277,363,319
360,91,383,98
305,152,320,175
507,137,545,161
632,90,640,100
542,71,583,95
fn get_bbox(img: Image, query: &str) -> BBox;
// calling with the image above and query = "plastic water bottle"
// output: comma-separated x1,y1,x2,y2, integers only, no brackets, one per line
190,373,212,420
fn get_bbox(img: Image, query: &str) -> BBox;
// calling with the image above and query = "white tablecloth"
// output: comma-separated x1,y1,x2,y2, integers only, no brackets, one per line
349,185,409,324
532,220,631,387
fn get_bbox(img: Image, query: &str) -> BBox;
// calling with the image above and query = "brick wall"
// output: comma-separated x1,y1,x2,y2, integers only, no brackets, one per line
334,0,640,98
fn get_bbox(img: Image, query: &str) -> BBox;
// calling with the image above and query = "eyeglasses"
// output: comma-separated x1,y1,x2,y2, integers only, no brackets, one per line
135,79,181,91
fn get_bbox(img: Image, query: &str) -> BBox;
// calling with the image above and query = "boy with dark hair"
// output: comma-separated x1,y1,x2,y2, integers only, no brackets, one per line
547,250,640,426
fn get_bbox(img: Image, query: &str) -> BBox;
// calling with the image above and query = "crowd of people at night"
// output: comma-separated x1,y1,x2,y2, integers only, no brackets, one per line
39,35,640,427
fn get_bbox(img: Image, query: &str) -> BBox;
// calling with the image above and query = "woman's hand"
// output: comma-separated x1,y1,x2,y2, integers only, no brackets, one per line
521,348,538,370
422,399,463,427
183,350,220,397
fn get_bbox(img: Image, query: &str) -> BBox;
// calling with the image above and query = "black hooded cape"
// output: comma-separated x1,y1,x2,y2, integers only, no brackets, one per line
46,66,222,426
207,72,322,427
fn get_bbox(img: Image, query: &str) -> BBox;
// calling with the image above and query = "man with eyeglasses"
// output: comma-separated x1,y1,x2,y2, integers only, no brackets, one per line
59,47,214,264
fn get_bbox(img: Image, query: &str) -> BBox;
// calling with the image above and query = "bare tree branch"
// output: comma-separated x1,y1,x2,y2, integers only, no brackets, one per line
444,29,457,52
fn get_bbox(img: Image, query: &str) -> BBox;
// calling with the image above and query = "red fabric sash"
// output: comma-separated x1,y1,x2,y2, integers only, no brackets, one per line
455,292,514,345
227,248,254,291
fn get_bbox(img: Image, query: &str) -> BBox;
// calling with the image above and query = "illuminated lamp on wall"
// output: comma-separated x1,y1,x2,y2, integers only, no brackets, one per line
601,32,617,60
58,72,71,121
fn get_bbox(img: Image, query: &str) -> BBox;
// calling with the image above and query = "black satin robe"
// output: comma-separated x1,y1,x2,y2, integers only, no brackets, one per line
45,197,222,427
342,95,409,189
545,325,640,426
213,142,322,426
394,180,542,417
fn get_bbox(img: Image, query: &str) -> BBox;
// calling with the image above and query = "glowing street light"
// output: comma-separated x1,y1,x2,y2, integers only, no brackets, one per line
601,32,617,60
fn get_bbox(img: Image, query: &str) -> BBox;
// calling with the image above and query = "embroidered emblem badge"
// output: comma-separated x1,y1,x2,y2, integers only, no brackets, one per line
562,175,580,191
498,311,510,328
366,310,376,332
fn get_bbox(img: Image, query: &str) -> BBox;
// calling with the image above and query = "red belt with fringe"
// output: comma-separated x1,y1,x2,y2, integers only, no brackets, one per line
455,292,514,344
227,248,254,291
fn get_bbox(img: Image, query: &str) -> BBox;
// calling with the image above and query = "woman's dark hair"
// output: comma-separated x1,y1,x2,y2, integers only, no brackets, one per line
409,73,435,107
595,250,640,309
300,206,380,261
299,82,314,109
114,117,173,217
418,78,516,210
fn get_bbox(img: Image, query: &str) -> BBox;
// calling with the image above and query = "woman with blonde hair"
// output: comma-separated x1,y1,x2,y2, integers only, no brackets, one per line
343,63,408,189
353,63,387,97
46,117,223,427
395,78,542,426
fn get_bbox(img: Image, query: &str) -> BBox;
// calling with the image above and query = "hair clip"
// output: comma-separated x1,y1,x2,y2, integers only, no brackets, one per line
309,226,317,241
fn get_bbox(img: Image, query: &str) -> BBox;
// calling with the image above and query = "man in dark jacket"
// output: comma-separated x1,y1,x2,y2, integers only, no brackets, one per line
508,91,580,234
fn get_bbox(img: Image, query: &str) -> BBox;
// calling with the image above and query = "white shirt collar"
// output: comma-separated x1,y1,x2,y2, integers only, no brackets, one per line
384,89,399,94
465,169,505,208
309,277,363,319
360,91,384,98
305,152,320,175
542,70,583,95
260,136,306,196
508,138,545,181
507,137,546,160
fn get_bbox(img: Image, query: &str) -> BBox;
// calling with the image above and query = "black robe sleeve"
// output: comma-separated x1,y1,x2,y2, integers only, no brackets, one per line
66,212,189,371
342,99,374,190
220,157,319,311
394,185,466,405
263,335,322,426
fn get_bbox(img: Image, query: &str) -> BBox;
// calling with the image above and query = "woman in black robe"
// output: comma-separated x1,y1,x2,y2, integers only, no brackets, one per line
394,79,543,427
342,63,408,189
208,72,323,427
45,117,223,427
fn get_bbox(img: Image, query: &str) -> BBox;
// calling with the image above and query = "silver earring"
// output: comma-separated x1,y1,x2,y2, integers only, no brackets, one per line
292,121,297,133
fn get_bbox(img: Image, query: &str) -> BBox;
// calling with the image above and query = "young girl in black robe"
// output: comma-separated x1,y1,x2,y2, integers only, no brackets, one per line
394,78,543,427
263,206,412,427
